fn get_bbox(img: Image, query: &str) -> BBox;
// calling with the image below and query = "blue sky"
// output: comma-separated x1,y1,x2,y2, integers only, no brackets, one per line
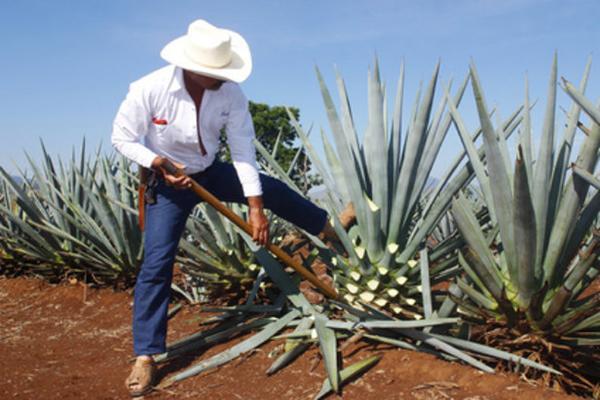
1,0,598,177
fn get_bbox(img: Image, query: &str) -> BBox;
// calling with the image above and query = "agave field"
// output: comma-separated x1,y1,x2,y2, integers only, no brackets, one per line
1,57,598,399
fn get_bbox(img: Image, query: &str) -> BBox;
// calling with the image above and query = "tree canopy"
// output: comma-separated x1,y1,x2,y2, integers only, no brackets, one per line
220,101,320,192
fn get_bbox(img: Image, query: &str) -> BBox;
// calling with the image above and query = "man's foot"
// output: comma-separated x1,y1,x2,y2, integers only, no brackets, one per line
125,356,156,397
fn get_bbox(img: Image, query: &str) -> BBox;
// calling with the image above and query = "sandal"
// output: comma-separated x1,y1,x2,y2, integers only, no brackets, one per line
125,356,156,397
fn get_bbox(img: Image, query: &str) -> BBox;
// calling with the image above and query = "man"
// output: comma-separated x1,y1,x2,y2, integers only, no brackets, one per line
112,19,336,396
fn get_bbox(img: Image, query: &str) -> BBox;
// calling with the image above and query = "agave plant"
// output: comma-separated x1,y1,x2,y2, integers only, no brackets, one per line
174,203,263,303
447,56,599,395
0,141,143,283
290,60,525,318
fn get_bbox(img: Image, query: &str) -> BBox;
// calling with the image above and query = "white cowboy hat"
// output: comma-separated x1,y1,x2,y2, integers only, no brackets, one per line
160,19,252,83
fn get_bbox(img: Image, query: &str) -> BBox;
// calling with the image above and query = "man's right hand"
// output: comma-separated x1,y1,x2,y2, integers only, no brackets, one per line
151,156,192,189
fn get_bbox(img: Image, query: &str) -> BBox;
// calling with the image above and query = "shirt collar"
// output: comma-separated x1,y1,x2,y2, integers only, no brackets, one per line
167,66,227,95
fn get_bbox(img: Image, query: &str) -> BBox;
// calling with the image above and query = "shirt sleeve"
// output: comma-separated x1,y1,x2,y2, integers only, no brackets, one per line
111,83,158,168
225,85,263,197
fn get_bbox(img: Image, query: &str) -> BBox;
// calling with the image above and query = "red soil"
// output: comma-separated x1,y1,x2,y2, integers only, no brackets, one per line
0,276,581,400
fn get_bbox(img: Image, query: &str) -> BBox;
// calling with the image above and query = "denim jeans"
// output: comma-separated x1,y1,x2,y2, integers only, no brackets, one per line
133,160,328,355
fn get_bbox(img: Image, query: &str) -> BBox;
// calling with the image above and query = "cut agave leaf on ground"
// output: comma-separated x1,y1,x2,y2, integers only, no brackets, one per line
362,333,418,351
162,309,301,386
266,341,312,375
314,355,381,400
344,303,496,373
325,318,458,330
268,316,314,375
155,316,275,363
430,333,561,374
314,314,340,393
285,316,314,352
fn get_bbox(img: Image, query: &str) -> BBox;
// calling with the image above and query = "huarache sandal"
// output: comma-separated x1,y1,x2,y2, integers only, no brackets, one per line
125,356,156,397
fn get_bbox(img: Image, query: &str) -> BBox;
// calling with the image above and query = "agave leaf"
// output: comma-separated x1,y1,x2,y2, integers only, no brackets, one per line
284,316,314,351
389,62,405,185
314,67,369,240
314,314,340,392
0,204,57,258
334,67,365,182
437,283,463,320
267,341,311,375
326,318,458,330
363,193,384,262
430,334,560,374
164,309,301,384
571,164,600,189
456,278,497,310
203,204,237,251
164,314,249,354
447,88,495,221
546,57,592,225
321,128,349,201
363,333,418,350
345,300,496,373
245,268,266,305
561,78,600,125
470,62,517,280
403,328,495,373
457,250,489,297
532,54,558,279
539,242,598,329
254,139,302,194
364,61,389,231
420,248,433,318
0,167,51,230
253,248,314,314
287,110,336,193
314,355,380,400
543,123,600,286
563,310,600,337
558,189,600,269
387,62,440,249
520,75,534,182
513,146,538,308
451,194,503,290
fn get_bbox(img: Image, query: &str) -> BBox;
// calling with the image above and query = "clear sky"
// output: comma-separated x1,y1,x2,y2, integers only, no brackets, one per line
1,0,598,177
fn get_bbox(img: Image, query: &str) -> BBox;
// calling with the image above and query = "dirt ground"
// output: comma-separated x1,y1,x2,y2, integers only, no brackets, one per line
0,276,583,400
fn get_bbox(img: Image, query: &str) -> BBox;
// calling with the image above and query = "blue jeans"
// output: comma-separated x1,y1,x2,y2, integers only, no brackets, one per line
133,161,328,355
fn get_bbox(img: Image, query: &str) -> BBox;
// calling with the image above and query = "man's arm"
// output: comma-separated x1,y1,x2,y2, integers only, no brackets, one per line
111,84,159,169
225,84,268,245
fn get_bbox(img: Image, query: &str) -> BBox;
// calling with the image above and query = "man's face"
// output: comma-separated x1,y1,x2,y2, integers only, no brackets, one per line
184,70,224,90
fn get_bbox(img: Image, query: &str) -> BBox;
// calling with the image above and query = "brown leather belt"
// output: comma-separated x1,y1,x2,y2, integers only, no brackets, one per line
138,167,149,230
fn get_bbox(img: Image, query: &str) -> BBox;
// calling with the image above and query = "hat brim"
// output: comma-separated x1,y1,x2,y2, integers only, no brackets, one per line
160,29,252,83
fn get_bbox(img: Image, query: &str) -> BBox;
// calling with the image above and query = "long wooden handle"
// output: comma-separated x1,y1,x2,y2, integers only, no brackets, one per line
162,161,339,300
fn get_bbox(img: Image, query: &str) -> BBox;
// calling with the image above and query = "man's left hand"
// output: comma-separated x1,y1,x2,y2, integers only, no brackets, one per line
247,196,269,246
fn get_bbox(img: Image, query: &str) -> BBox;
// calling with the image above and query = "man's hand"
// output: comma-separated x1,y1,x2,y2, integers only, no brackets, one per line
151,156,192,189
247,196,269,246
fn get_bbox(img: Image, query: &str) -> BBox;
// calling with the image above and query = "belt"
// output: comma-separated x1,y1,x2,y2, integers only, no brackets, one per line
137,160,217,230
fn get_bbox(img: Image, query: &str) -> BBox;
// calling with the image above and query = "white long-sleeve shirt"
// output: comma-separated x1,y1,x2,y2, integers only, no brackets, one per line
112,65,262,196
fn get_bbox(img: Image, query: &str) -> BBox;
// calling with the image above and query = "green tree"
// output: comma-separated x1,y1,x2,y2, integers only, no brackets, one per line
220,101,320,192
